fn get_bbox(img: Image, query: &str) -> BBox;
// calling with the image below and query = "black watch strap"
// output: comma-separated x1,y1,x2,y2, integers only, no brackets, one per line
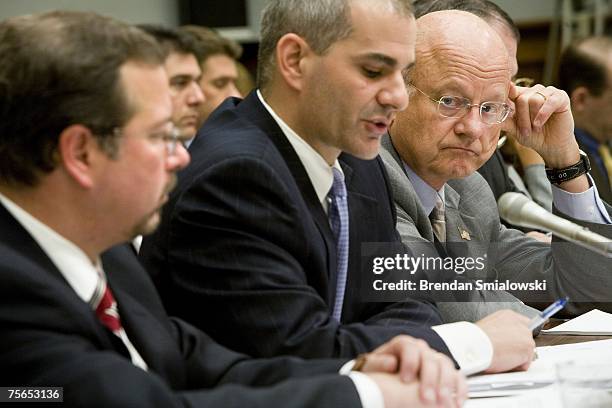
545,151,591,185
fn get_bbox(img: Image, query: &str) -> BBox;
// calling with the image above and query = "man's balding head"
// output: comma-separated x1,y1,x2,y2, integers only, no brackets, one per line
391,10,512,189
413,11,510,83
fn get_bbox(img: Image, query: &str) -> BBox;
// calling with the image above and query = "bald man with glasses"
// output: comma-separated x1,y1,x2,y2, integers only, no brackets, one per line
381,10,612,323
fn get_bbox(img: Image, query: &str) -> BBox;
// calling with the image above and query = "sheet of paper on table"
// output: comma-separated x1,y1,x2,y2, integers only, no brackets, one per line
467,339,612,399
540,309,612,335
465,385,561,408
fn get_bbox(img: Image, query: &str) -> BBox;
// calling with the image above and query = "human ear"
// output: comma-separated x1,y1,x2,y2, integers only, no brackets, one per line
57,125,100,188
275,33,313,92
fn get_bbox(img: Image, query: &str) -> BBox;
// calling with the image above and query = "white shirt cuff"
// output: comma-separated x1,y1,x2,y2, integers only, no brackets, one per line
345,371,385,408
551,174,611,224
432,321,493,375
339,359,356,374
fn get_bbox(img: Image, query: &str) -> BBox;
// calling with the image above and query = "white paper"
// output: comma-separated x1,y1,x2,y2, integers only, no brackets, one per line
465,385,562,408
468,339,612,398
540,309,612,335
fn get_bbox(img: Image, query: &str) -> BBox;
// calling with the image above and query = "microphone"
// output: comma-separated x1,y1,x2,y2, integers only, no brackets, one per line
498,192,612,258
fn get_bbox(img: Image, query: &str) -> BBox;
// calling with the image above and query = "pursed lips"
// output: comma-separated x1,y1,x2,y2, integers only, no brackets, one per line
181,114,198,124
441,145,479,155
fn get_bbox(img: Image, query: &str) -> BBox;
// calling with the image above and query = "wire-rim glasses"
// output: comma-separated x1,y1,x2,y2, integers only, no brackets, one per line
409,83,512,125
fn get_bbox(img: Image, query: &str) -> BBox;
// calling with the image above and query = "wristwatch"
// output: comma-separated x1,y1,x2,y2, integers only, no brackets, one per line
545,150,591,185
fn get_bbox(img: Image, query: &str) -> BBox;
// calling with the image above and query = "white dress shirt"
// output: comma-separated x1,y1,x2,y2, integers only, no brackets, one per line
0,193,148,370
551,177,611,223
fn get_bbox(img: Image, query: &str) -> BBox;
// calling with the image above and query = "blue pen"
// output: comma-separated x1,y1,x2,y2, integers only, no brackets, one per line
528,297,569,330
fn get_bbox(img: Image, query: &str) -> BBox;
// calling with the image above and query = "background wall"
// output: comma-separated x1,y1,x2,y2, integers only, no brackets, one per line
0,0,560,27
0,0,179,25
491,0,557,23
0,0,608,84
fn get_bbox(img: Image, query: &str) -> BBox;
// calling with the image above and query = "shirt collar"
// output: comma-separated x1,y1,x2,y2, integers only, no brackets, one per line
0,192,102,304
257,89,343,211
401,161,445,215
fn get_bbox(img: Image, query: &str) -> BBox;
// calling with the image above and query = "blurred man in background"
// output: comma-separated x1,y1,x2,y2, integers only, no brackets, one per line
140,25,205,146
182,25,243,131
559,35,612,203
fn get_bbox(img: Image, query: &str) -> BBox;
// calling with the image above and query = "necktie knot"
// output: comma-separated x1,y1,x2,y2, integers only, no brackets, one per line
329,167,347,200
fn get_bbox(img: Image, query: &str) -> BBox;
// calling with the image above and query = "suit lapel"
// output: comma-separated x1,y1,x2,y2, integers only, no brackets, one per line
443,184,474,259
0,203,132,357
236,92,338,301
103,246,185,387
380,134,435,241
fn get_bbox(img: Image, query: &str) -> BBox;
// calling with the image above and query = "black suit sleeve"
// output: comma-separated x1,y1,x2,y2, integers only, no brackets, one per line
0,257,360,408
142,155,450,359
0,329,357,408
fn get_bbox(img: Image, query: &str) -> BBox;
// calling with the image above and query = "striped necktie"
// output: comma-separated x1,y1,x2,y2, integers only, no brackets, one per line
429,194,446,242
328,167,349,322
92,280,123,335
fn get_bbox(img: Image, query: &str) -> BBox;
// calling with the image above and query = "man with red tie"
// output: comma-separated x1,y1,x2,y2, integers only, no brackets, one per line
0,10,465,408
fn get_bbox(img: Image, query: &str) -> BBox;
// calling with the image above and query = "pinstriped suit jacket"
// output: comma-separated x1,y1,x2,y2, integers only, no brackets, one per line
140,91,453,361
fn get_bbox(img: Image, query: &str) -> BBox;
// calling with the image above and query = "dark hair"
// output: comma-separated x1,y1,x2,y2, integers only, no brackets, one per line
558,36,612,97
257,0,414,89
0,10,164,186
138,24,205,64
181,25,242,63
413,0,520,42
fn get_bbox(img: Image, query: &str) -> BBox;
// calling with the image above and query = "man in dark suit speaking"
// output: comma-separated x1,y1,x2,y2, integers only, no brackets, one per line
0,10,466,408
141,0,535,375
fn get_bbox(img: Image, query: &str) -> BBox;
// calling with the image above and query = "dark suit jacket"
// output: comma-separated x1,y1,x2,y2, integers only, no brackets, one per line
140,91,450,360
0,203,361,407
576,130,612,204
477,150,519,202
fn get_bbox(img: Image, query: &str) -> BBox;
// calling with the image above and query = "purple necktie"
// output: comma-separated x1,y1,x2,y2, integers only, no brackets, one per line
328,168,349,321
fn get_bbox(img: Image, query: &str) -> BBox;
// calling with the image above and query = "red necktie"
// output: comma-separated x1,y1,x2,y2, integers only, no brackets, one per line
95,284,122,334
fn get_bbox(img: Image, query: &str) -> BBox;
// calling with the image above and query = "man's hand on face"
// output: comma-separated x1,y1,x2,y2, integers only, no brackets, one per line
476,309,535,373
356,335,467,407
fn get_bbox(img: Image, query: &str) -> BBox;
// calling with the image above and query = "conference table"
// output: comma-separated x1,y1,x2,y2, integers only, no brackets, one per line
536,333,612,346
535,319,612,346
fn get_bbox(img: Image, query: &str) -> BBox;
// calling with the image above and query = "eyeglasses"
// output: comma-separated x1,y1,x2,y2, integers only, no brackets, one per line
161,126,186,156
111,124,188,156
409,83,512,125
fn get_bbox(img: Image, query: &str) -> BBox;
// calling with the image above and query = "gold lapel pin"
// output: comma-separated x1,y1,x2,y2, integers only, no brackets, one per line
459,227,471,241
